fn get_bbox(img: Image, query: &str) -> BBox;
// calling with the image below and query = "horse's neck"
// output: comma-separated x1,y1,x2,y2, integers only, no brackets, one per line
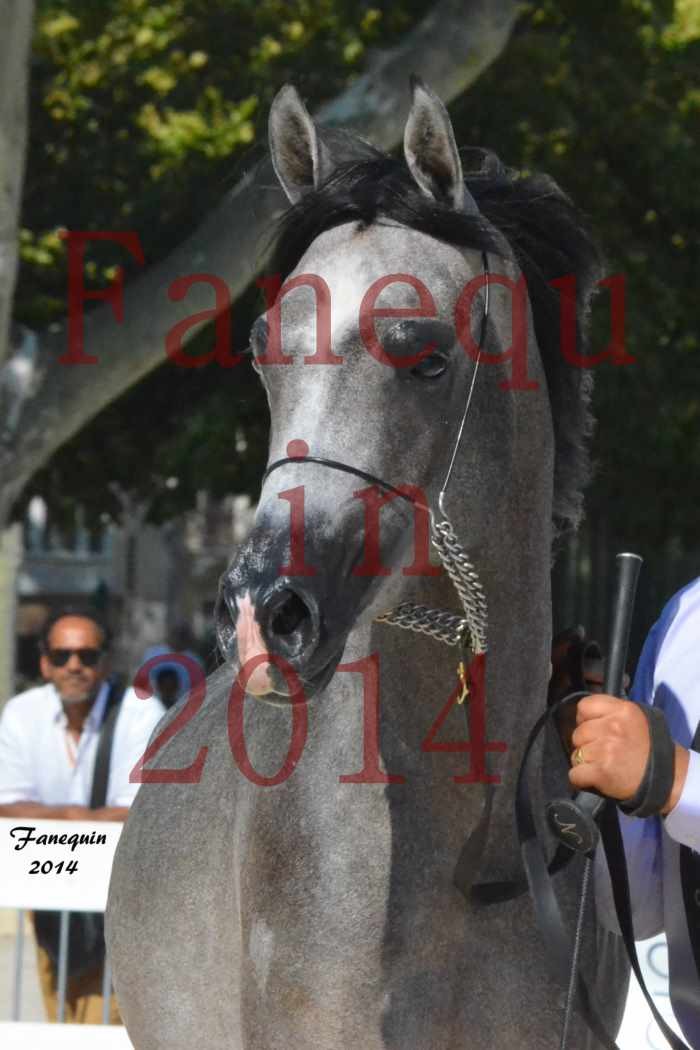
343,520,552,726
323,519,552,879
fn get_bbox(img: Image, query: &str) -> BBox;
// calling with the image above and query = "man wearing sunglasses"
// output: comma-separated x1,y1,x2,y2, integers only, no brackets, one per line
0,607,166,1023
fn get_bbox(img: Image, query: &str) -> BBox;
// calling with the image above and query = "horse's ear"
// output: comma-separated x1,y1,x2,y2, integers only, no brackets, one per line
403,76,476,214
268,85,333,204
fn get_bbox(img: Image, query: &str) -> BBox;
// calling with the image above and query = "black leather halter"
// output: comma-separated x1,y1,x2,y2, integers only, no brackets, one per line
261,251,490,517
263,455,421,508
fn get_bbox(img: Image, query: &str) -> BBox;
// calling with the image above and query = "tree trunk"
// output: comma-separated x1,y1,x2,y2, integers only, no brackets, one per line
0,524,21,703
0,0,520,526
0,0,34,369
0,1,34,702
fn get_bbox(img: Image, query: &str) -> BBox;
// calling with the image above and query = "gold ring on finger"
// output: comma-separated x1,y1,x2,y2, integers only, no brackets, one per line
572,746,586,766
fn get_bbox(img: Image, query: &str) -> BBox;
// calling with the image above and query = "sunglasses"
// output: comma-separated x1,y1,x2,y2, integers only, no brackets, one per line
47,648,103,668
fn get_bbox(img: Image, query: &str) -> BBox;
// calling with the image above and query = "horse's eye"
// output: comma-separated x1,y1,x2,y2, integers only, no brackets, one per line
410,352,449,380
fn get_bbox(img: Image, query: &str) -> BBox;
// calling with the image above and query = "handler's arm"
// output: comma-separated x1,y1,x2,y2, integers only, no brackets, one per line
583,626,666,938
588,704,695,936
569,694,691,826
593,811,664,940
662,748,700,852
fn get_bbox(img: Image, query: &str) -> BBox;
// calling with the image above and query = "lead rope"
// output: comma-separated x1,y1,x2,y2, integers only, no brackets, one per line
561,860,591,1050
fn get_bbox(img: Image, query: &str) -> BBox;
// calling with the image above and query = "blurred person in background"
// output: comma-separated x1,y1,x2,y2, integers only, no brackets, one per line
142,641,204,710
0,607,165,1024
152,666,183,709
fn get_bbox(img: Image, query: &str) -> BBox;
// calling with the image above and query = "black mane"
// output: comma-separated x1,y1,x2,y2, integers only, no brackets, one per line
269,132,601,539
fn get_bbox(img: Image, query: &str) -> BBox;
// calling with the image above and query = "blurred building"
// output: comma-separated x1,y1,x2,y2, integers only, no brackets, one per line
12,492,255,693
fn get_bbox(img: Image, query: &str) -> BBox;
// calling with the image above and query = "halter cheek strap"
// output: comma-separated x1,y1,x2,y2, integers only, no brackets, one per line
438,251,490,517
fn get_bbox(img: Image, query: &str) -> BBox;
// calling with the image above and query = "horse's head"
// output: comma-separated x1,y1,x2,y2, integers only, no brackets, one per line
216,79,598,702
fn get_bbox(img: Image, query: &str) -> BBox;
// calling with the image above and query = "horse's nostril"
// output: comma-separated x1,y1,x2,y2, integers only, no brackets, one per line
216,581,318,664
269,590,309,637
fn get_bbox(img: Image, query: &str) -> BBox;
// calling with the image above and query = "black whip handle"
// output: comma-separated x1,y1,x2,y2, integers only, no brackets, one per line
577,552,643,825
604,553,643,696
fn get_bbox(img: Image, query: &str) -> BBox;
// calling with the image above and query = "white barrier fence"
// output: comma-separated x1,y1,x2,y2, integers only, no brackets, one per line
0,818,683,1048
1,1024,133,1048
0,817,133,1048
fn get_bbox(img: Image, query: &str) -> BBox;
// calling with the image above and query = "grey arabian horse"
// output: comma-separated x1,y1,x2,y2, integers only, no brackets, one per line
107,81,627,1048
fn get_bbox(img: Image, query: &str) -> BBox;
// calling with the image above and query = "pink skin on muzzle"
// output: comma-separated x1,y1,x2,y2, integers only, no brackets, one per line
235,592,274,696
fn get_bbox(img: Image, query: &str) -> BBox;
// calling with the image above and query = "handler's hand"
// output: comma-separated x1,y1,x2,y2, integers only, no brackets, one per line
569,695,649,800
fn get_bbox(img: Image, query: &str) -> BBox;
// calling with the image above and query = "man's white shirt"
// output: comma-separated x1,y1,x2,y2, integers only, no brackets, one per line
0,681,166,808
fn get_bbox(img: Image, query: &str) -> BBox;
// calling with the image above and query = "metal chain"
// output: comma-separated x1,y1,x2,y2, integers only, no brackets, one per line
431,517,488,654
374,514,488,654
373,602,468,647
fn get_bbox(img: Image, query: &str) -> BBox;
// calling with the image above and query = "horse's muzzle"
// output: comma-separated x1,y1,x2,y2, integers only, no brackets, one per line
215,574,332,699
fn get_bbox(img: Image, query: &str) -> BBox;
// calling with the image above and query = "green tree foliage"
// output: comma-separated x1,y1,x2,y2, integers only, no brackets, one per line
15,0,431,524
451,0,700,548
18,0,425,324
15,0,700,549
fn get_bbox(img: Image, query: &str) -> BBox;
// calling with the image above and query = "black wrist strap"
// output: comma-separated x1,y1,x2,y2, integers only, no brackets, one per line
618,703,676,818
89,676,126,810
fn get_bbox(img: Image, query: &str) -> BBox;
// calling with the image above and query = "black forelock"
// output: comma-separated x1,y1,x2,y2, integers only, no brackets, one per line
267,141,602,539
